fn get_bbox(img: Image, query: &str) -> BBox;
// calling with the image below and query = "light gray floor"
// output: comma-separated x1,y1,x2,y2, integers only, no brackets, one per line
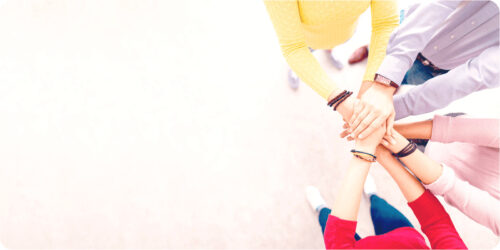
0,0,498,248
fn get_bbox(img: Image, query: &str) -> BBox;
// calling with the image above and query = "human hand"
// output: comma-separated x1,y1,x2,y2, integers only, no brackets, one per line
349,82,396,141
354,123,386,154
327,88,357,122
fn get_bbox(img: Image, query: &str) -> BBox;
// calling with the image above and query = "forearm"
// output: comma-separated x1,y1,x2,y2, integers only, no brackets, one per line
331,156,371,221
376,1,460,85
431,115,500,148
394,120,433,139
376,147,424,202
383,131,442,185
363,0,399,82
394,46,500,120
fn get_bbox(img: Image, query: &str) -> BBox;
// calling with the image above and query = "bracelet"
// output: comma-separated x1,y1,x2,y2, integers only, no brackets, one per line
350,149,376,162
334,91,353,111
392,141,417,158
327,90,348,107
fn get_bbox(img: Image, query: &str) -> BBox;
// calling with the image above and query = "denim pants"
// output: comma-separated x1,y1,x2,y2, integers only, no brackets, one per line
401,58,449,86
318,194,413,240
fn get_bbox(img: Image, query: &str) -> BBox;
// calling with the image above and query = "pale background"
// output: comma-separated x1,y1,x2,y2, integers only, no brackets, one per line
0,0,499,248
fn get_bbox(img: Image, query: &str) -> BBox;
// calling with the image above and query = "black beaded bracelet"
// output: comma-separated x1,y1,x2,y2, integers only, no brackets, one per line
327,90,348,107
392,141,417,158
334,91,353,111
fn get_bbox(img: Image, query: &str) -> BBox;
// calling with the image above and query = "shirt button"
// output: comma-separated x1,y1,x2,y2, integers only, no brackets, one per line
433,45,438,50
450,34,455,39
471,21,476,25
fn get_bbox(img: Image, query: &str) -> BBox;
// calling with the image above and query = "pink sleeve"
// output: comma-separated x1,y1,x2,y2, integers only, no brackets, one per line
425,165,500,236
408,190,467,249
323,215,357,249
431,115,500,148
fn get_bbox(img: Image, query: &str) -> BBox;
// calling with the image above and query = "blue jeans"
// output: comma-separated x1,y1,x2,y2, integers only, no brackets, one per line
318,194,413,239
401,58,449,86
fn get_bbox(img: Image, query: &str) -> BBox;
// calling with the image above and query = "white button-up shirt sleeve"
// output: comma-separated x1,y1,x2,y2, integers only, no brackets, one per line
376,1,462,85
394,46,500,120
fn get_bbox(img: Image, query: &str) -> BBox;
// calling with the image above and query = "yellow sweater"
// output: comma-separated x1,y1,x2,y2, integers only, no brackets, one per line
264,0,399,99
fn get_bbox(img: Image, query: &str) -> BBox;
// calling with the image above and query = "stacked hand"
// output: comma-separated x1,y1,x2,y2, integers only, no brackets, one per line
348,81,397,142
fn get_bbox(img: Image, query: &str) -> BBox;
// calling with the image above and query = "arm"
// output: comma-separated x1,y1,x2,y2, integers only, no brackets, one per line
394,46,500,120
375,146,467,249
431,115,500,148
382,130,500,236
324,126,385,248
426,166,500,236
376,0,462,85
394,120,433,140
349,0,400,139
263,1,339,100
363,0,399,83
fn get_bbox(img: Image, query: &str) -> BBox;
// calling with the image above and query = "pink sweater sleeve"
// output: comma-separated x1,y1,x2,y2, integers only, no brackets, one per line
425,165,500,236
431,115,500,148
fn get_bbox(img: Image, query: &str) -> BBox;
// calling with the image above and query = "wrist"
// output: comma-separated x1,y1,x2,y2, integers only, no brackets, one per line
372,81,397,95
354,143,376,155
327,88,345,102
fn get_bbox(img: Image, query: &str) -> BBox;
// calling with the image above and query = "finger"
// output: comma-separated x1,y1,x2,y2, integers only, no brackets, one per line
386,112,396,137
381,139,390,147
347,136,355,141
349,101,364,126
340,129,350,138
343,123,349,129
350,107,370,133
352,111,378,138
358,115,385,139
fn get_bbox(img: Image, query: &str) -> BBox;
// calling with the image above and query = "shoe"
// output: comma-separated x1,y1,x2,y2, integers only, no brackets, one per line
348,45,369,65
363,174,377,198
288,68,300,90
306,186,327,212
326,50,344,70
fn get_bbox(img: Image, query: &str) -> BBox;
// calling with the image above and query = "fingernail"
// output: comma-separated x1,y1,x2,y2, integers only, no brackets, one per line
358,134,364,139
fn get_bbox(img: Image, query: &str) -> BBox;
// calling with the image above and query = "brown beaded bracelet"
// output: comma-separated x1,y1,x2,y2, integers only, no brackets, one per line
392,141,417,158
334,91,353,111
351,149,376,162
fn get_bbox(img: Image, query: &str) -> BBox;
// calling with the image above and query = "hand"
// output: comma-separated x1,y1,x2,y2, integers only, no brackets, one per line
354,123,386,154
349,82,396,141
327,88,357,122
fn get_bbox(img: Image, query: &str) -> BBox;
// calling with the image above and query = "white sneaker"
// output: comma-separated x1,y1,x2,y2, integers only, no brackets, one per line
364,174,377,197
306,186,327,212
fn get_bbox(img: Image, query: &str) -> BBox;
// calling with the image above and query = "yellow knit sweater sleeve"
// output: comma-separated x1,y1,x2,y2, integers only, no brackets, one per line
364,0,399,82
264,1,337,100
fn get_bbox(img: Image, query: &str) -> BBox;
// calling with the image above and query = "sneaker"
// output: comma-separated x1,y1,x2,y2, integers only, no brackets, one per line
306,186,327,212
288,68,300,90
363,174,377,198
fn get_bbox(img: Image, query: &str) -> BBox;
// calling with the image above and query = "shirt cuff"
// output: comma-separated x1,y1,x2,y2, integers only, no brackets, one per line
394,94,411,120
424,164,455,196
377,54,412,86
430,115,451,143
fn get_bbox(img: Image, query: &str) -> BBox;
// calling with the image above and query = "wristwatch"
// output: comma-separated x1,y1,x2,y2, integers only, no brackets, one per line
374,74,399,89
